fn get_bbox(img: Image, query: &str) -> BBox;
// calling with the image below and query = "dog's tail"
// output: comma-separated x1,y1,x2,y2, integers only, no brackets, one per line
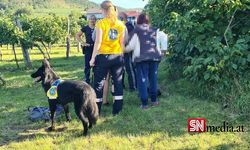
84,86,99,125
88,102,98,125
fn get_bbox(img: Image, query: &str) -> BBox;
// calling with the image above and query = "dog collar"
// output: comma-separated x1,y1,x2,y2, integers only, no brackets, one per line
51,79,64,87
47,79,64,99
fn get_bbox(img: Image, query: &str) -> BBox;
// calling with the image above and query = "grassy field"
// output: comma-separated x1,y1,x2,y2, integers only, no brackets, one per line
0,46,249,150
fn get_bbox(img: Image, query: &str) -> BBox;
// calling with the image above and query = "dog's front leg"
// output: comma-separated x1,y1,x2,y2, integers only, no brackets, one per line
47,99,57,131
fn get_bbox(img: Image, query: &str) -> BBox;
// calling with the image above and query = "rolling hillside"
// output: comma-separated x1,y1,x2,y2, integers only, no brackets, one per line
0,0,98,9
0,0,99,16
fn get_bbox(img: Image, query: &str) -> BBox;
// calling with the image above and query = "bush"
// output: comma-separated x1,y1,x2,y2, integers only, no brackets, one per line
146,0,250,114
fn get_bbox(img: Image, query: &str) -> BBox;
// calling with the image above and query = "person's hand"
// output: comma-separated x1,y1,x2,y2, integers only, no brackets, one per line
81,42,90,47
161,51,166,57
89,58,95,67
85,43,90,47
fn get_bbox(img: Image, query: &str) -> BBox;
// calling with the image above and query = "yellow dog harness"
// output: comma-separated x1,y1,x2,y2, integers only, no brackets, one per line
47,79,64,99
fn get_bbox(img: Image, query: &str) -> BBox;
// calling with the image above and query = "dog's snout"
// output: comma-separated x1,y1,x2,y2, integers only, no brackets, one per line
31,73,35,78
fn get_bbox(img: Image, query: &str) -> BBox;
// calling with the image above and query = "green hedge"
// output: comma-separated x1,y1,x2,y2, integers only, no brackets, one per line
146,0,250,114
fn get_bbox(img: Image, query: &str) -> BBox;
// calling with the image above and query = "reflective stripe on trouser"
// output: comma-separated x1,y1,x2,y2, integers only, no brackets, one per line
113,96,123,100
96,98,103,103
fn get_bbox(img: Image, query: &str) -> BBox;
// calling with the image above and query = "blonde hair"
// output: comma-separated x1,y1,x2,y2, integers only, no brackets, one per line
101,1,117,25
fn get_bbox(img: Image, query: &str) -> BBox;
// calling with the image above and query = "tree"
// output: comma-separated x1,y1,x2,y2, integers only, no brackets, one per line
12,9,33,68
146,0,250,112
147,0,250,83
19,16,47,59
0,45,2,61
0,2,6,10
29,15,66,59
13,7,32,16
0,17,20,68
69,11,82,39
66,11,82,57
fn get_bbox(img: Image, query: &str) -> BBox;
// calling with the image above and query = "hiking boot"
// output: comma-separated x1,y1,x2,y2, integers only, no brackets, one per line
152,101,160,107
96,102,102,115
103,102,110,106
112,100,123,115
140,105,149,110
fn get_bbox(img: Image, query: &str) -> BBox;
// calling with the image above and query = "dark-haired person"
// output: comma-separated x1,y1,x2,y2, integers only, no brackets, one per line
90,1,126,115
119,12,137,92
125,14,168,109
76,15,97,84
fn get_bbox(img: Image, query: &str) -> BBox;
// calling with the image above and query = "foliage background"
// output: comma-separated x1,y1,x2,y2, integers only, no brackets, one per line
146,0,250,114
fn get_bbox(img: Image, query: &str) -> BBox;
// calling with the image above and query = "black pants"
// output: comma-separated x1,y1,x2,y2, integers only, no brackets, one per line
93,54,124,115
123,52,137,90
83,46,93,84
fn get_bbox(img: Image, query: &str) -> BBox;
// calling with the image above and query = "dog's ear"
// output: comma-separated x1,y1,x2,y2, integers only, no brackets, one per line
42,59,50,68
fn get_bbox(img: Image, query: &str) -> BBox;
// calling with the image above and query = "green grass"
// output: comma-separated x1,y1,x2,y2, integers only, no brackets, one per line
0,46,249,149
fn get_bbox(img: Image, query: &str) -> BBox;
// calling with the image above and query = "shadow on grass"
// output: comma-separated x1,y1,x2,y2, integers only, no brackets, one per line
208,143,240,150
0,56,248,148
0,91,187,146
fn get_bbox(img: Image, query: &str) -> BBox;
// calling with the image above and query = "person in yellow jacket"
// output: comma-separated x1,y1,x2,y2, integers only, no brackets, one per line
89,0,126,115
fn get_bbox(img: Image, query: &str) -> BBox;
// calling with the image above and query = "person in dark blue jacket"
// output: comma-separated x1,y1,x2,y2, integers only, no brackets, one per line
76,15,96,84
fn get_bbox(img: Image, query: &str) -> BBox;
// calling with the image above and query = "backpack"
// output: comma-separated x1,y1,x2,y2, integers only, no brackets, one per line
28,105,64,122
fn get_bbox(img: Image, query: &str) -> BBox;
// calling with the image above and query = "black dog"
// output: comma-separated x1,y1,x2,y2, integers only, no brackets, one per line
31,59,98,136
